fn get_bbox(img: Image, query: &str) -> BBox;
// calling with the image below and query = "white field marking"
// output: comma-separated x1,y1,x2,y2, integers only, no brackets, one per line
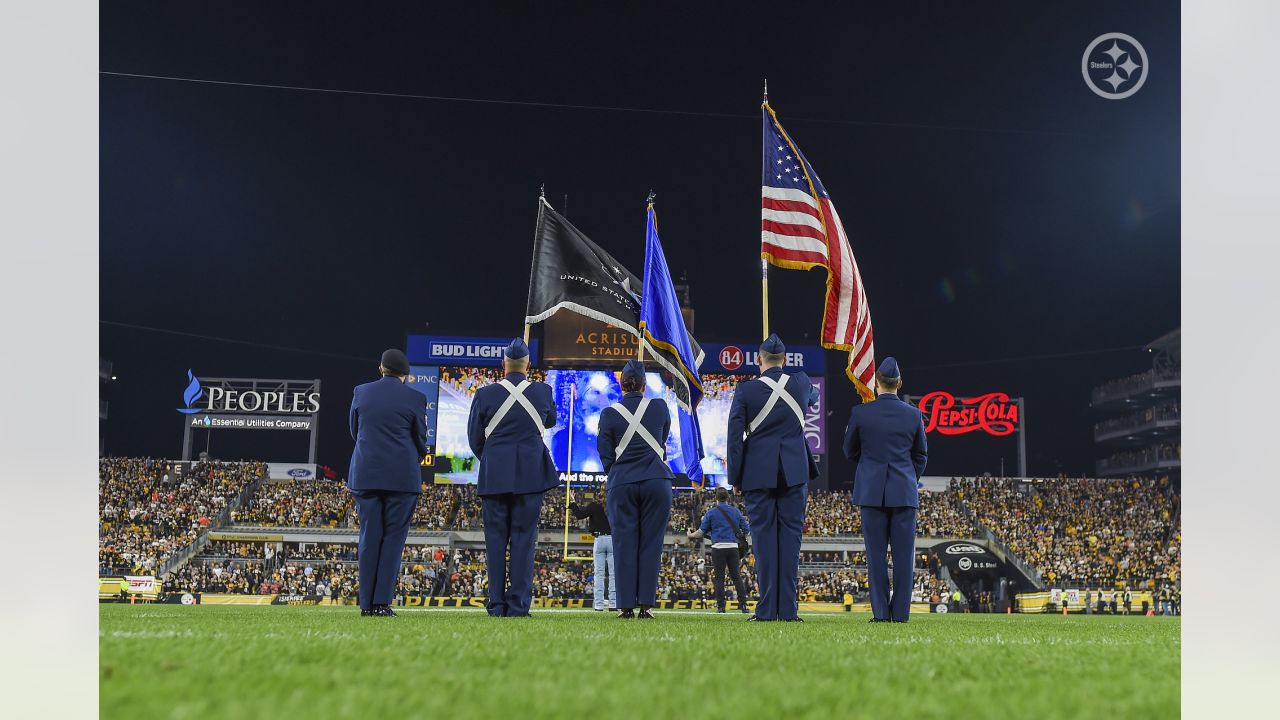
259,630,358,641
102,629,197,639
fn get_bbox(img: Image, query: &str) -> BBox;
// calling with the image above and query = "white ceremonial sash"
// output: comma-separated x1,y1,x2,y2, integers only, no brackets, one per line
483,379,545,438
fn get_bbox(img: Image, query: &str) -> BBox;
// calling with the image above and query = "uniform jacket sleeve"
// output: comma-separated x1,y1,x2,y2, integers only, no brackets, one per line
911,414,929,479
411,392,429,459
699,510,713,535
541,384,557,429
726,390,748,486
597,407,618,473
349,387,361,442
467,390,486,459
660,406,671,460
842,407,861,463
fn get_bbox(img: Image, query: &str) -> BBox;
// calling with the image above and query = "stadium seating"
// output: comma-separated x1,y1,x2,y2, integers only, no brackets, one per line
99,458,265,575
101,458,1181,606
953,476,1180,590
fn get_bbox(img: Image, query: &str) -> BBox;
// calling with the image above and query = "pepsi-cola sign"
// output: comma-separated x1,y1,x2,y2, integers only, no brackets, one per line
917,391,1019,437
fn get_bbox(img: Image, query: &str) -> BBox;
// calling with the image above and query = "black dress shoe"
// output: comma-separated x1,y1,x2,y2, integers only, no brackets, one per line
783,617,805,622
376,606,397,617
616,609,635,619
891,619,908,623
637,608,655,619
869,618,889,623
747,614,773,622
361,608,376,617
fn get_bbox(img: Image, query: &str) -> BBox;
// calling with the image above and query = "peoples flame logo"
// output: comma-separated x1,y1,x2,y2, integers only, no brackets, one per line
177,369,204,414
917,391,1019,437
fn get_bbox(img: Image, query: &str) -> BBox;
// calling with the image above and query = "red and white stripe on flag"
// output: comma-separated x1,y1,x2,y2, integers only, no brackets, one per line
760,173,875,399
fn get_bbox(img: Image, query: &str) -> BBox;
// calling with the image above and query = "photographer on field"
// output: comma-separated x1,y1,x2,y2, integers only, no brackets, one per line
686,487,751,614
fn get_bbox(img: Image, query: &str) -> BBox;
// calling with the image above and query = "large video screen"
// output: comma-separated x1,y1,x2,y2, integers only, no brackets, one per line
432,366,755,484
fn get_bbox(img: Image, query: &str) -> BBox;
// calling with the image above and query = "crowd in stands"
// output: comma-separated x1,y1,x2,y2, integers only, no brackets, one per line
166,554,449,598
213,482,981,540
451,485,484,529
231,480,352,528
1098,444,1181,472
99,458,265,575
955,476,1180,590
801,489,974,538
1092,365,1179,401
439,367,546,397
1095,402,1180,436
407,485,458,530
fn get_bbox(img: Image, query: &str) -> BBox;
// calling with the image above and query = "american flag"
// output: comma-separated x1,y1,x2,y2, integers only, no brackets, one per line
761,103,876,400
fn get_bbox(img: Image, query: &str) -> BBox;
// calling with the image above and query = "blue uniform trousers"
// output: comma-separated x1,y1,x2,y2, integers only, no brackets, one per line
859,505,917,622
351,490,420,609
608,478,672,610
482,492,544,617
743,481,807,620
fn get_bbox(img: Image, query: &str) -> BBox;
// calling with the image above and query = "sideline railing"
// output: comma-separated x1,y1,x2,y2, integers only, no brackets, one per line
952,494,1045,590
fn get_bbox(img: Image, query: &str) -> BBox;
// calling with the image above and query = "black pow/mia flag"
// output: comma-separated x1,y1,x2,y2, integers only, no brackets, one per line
524,198,643,332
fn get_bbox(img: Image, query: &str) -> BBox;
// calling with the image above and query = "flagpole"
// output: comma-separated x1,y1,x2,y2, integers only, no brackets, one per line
637,193,656,364
761,79,771,341
524,186,546,344
761,258,770,340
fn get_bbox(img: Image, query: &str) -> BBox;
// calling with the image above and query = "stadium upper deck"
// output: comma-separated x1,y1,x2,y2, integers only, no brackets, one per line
1091,329,1181,477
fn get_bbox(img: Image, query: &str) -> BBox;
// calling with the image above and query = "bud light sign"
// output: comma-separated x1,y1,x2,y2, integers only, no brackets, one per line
406,335,539,367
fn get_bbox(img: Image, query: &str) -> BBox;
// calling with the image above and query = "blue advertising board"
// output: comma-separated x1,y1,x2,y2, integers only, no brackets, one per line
406,335,539,367
698,342,825,375
406,366,440,453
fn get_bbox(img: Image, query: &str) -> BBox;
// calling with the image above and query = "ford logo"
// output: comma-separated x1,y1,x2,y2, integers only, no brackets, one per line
287,468,313,478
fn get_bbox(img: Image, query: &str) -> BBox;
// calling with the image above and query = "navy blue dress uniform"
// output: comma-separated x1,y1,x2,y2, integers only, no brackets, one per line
466,338,560,617
598,359,673,617
726,334,819,621
348,349,429,616
842,357,928,622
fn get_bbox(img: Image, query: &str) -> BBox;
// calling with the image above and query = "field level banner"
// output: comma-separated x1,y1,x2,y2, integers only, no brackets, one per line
266,463,317,480
1016,590,1155,613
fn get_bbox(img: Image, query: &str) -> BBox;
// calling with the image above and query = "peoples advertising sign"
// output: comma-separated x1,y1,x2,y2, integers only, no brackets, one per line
916,391,1020,437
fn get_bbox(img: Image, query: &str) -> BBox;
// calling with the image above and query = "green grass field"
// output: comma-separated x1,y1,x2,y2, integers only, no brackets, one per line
100,605,1179,719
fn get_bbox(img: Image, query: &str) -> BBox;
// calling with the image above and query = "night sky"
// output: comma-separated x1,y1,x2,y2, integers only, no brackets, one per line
99,2,1180,484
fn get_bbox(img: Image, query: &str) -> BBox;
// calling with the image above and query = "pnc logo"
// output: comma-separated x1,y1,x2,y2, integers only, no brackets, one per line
177,370,204,415
917,391,1019,437
719,346,744,371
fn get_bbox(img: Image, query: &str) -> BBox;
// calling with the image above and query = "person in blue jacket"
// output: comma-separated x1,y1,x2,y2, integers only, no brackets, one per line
466,338,559,617
597,359,672,619
726,334,818,621
842,357,928,623
347,348,429,617
686,486,752,614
